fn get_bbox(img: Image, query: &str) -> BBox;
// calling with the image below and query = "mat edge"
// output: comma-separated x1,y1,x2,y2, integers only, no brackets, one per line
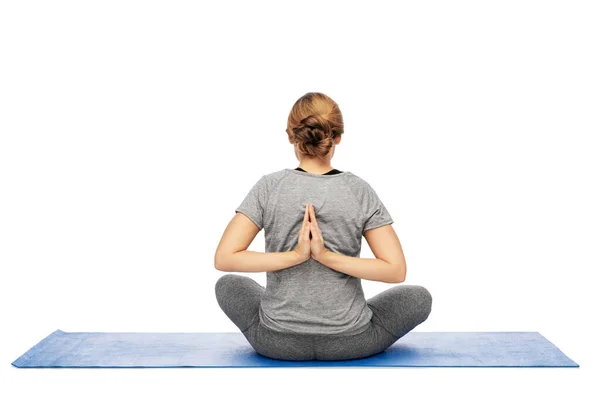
10,330,580,368
12,329,64,368
535,331,580,367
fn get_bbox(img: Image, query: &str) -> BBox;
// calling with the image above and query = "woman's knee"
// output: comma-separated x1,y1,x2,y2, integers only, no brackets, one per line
389,284,432,322
413,285,433,322
215,274,232,295
215,274,244,303
215,273,264,313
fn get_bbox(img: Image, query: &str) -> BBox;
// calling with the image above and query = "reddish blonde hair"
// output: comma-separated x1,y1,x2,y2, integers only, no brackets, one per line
286,92,344,159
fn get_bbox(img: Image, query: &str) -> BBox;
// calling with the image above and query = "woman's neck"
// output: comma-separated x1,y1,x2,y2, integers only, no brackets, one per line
296,163,335,175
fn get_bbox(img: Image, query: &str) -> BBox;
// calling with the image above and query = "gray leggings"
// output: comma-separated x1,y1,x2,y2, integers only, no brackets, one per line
215,274,433,361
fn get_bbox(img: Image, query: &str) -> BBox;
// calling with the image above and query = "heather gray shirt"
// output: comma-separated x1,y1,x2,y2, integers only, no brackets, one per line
234,168,394,336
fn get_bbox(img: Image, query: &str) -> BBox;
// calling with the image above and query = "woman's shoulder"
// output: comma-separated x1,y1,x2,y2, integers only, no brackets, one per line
252,169,289,192
259,168,371,189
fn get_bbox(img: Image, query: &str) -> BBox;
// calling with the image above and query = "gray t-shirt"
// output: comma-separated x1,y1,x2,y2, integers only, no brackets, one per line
235,168,394,336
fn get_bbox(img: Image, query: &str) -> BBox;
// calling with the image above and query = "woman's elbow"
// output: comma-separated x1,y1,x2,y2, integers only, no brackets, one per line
214,253,231,271
391,264,406,283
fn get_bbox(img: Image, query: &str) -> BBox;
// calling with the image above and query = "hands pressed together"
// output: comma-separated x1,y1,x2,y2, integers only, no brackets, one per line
294,203,329,263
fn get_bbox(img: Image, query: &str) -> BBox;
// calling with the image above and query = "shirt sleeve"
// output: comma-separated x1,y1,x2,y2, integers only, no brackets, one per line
362,182,394,234
235,175,268,230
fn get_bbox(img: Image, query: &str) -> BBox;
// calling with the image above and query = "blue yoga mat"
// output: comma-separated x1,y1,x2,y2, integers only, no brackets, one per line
12,329,578,368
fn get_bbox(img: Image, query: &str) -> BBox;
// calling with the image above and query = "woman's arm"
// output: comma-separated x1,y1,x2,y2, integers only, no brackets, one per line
215,249,305,273
314,250,404,283
215,204,312,273
307,204,406,284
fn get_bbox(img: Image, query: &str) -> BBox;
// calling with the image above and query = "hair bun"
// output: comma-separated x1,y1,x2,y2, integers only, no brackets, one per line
286,92,344,159
292,120,334,158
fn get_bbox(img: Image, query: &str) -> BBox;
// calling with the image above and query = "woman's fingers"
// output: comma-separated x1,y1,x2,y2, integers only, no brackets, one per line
309,204,321,231
294,204,313,262
304,203,310,226
299,203,308,237
304,204,311,241
309,204,324,241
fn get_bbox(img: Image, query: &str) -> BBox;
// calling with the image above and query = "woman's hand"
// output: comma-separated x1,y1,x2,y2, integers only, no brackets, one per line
293,203,312,263
308,204,329,262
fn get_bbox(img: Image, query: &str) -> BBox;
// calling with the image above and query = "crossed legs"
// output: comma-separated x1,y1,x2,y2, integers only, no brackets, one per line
215,274,432,361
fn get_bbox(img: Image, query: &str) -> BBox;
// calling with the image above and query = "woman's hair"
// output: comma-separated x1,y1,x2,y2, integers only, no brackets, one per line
286,92,344,160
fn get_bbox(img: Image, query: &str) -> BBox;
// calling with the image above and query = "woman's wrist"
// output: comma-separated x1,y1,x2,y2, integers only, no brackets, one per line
290,250,309,265
313,249,331,265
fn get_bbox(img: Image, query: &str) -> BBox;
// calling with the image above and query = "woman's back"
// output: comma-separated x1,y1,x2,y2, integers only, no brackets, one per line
235,168,394,336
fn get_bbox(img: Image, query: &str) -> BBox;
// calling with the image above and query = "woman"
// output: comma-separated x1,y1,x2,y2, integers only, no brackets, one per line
214,92,432,361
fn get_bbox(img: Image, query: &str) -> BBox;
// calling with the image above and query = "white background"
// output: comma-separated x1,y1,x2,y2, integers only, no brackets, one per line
1,0,598,399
